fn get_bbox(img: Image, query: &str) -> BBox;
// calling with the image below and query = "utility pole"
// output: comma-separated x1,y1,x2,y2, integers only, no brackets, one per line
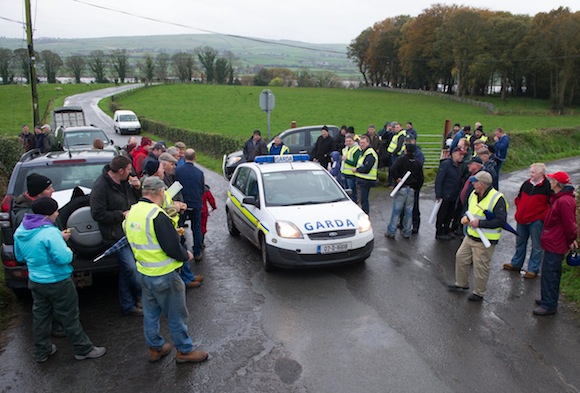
25,0,39,125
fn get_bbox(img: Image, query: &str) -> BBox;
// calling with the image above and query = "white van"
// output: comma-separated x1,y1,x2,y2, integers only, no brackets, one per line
113,110,141,135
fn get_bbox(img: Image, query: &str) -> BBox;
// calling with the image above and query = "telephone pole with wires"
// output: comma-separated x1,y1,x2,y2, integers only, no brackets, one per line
24,0,40,126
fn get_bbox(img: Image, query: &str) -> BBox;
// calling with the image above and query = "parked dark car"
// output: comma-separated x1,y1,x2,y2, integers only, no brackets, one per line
0,149,120,293
56,125,115,151
222,125,340,180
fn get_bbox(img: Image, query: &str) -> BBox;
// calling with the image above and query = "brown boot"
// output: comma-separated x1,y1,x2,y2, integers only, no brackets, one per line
175,350,209,364
149,343,173,363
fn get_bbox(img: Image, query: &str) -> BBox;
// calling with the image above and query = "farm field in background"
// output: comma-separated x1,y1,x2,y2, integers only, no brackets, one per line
109,84,580,138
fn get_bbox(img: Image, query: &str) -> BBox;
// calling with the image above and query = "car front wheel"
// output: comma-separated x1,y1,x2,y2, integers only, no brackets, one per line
226,209,240,237
260,234,273,272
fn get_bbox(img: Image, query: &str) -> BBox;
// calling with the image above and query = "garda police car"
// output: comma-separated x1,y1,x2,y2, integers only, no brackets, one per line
226,154,374,271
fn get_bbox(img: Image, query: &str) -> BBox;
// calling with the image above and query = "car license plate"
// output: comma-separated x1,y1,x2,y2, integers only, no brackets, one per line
318,242,350,254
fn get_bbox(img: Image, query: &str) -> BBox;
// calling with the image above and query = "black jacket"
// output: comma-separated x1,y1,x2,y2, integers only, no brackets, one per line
90,166,140,243
243,137,267,162
390,153,424,191
311,135,335,162
435,158,462,201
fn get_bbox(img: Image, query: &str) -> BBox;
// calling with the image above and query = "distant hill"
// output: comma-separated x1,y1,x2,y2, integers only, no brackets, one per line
0,34,359,78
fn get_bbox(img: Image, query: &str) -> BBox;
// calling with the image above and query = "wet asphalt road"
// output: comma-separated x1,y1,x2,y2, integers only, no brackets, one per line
1,87,580,392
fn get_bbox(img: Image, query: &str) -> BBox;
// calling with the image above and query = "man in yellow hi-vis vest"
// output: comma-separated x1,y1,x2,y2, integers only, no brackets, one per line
352,135,378,215
124,176,209,364
448,171,507,302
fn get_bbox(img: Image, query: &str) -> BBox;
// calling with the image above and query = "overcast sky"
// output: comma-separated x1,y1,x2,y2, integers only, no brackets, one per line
1,0,578,44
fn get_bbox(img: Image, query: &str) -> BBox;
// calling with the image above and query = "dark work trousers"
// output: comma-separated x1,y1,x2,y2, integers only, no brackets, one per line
29,278,93,361
436,199,456,236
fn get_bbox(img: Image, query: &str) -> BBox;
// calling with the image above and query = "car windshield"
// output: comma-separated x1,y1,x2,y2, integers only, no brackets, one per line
13,161,107,196
262,169,348,206
63,130,109,146
120,114,137,122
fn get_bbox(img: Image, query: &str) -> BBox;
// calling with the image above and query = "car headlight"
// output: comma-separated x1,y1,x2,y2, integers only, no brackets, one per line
227,156,242,166
358,213,372,233
276,221,304,239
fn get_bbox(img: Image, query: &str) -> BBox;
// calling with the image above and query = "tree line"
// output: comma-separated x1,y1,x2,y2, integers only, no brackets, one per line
347,5,580,111
0,45,343,89
0,46,238,85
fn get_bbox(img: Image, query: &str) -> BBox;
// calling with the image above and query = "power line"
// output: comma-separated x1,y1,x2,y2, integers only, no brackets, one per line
73,0,347,55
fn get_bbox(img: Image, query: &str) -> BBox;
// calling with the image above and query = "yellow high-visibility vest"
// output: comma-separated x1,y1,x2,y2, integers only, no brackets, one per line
466,188,507,242
341,145,360,174
124,201,183,276
355,148,378,181
387,130,406,153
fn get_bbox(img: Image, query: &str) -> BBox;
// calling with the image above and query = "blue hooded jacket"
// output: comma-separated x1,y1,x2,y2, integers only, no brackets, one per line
14,213,73,284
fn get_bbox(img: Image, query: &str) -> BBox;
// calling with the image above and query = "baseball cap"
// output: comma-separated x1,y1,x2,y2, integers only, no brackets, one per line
469,171,492,184
547,171,571,185
467,156,483,165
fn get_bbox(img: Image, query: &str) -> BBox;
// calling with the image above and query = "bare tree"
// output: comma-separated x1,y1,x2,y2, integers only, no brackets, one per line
39,50,63,83
65,54,86,83
0,48,14,84
88,50,108,83
110,49,129,83
155,53,169,82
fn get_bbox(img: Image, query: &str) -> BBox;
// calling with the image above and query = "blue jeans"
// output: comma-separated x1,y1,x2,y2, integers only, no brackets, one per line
187,208,203,257
357,178,376,215
539,251,564,311
179,260,195,284
117,244,141,314
137,270,194,353
510,220,543,273
387,186,414,237
343,175,357,203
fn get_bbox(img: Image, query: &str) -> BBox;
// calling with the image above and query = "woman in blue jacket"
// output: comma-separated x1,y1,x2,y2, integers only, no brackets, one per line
14,197,106,363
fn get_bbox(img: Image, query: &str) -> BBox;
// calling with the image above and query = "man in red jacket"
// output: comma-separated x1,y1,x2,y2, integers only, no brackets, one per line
533,171,578,316
503,163,551,278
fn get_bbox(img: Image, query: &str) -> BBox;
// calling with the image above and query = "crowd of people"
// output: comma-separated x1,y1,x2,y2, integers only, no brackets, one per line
18,123,59,153
242,122,577,316
11,120,578,366
12,137,214,364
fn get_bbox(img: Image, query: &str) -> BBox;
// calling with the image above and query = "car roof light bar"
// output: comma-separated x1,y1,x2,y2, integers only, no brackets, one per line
254,154,310,164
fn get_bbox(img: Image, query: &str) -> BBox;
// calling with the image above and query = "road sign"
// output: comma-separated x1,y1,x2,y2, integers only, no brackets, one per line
259,89,275,112
259,90,275,140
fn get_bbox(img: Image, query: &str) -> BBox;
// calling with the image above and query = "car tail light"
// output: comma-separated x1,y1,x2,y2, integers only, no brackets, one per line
2,258,17,268
1,195,12,212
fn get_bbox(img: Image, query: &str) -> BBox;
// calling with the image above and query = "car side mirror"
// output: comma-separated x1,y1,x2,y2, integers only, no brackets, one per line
242,196,260,208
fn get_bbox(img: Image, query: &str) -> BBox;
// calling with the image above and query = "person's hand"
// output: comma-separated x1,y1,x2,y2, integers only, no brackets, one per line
461,216,469,225
470,218,480,228
128,175,140,189
571,240,578,251
187,251,193,261
61,229,71,241
123,210,129,218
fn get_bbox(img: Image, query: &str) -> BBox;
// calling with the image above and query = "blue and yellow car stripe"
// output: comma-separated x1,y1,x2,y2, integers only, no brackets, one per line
228,191,270,234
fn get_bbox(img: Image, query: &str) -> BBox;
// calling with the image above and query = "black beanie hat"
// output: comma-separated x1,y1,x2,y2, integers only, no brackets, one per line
144,160,160,176
27,173,52,197
31,197,58,216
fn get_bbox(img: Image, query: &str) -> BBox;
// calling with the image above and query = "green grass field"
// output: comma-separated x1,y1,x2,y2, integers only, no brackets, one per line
105,84,580,137
0,83,113,133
